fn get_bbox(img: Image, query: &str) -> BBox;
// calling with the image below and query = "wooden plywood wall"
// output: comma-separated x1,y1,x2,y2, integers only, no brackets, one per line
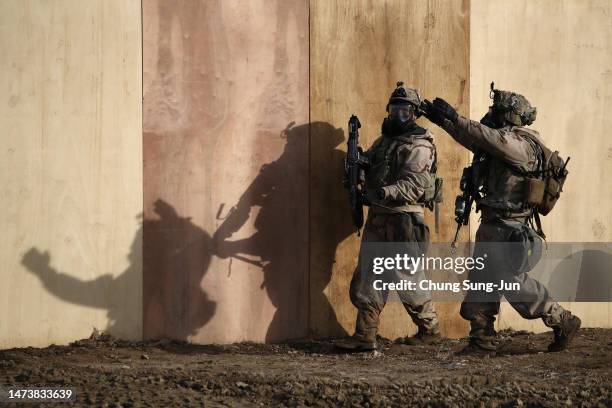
0,0,142,348
471,0,612,332
142,0,310,343
310,0,472,340
6,0,610,349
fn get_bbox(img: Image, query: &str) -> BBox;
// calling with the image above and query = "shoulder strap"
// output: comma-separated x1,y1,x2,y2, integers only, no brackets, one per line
533,211,546,240
499,130,546,179
431,146,438,174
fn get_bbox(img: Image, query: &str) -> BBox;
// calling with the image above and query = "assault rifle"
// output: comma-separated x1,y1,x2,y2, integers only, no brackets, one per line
451,152,484,250
344,115,369,235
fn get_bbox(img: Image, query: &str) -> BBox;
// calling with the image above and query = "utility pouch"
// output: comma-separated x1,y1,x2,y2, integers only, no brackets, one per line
539,172,564,215
524,177,545,206
515,130,569,216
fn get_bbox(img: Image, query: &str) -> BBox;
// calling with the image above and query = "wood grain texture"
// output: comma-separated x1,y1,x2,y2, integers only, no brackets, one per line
0,0,142,348
471,0,612,332
143,0,310,343
310,0,471,339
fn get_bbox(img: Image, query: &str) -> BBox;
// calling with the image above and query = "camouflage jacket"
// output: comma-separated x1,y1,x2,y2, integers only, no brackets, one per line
364,127,437,214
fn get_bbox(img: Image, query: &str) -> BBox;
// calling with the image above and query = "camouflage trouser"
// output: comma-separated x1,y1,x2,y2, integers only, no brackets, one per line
349,212,439,342
460,219,565,340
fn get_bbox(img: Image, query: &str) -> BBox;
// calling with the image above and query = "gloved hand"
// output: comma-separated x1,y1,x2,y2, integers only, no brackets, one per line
423,98,458,126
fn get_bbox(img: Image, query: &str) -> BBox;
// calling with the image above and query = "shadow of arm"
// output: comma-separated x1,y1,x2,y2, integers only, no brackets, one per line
21,248,113,309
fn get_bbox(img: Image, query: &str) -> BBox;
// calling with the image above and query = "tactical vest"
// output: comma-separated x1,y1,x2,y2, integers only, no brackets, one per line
475,127,542,217
365,132,438,206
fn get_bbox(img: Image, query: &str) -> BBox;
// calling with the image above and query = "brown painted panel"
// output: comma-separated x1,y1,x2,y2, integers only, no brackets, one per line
310,0,472,339
143,0,309,343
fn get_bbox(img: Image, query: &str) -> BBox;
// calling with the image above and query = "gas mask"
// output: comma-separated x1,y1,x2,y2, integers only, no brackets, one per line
382,103,416,135
388,103,415,123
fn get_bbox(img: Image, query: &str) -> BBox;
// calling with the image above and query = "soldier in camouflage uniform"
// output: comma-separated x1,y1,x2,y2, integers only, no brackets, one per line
336,83,442,351
423,88,581,354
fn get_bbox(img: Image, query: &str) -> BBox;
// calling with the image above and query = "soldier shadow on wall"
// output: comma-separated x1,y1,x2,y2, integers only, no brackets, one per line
21,200,216,341
213,122,354,342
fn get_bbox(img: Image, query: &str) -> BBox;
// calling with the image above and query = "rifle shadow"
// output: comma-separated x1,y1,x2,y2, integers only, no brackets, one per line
213,121,351,341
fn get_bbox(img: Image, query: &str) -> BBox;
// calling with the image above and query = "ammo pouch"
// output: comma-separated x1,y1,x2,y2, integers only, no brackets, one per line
524,177,545,206
515,130,568,216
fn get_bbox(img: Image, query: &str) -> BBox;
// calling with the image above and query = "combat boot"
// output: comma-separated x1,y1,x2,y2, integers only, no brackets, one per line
335,335,377,352
456,336,497,356
548,311,581,352
399,327,443,346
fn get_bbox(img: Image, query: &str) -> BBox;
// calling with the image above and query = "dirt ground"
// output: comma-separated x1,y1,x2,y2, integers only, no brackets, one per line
0,329,610,408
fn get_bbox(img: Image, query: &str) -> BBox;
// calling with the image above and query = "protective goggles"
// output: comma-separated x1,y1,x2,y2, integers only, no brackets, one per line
388,103,415,122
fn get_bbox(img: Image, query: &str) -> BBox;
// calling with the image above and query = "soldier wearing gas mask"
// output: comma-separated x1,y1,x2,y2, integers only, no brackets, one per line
336,82,442,351
423,86,581,355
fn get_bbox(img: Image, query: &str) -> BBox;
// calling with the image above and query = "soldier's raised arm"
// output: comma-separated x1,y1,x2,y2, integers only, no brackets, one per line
423,98,533,171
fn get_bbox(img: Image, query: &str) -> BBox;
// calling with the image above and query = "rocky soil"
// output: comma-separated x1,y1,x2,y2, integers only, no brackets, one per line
0,328,610,407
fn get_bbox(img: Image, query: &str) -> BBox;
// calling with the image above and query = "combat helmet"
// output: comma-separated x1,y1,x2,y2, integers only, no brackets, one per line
490,82,537,126
387,81,422,110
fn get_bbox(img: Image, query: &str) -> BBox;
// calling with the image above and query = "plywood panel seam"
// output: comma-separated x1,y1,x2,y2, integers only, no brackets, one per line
307,0,312,338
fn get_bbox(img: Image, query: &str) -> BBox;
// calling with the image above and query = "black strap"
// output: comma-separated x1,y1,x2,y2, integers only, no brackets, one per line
431,145,438,174
533,210,546,240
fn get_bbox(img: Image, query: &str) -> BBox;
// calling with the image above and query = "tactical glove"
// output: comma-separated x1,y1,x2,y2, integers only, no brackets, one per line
423,98,458,126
